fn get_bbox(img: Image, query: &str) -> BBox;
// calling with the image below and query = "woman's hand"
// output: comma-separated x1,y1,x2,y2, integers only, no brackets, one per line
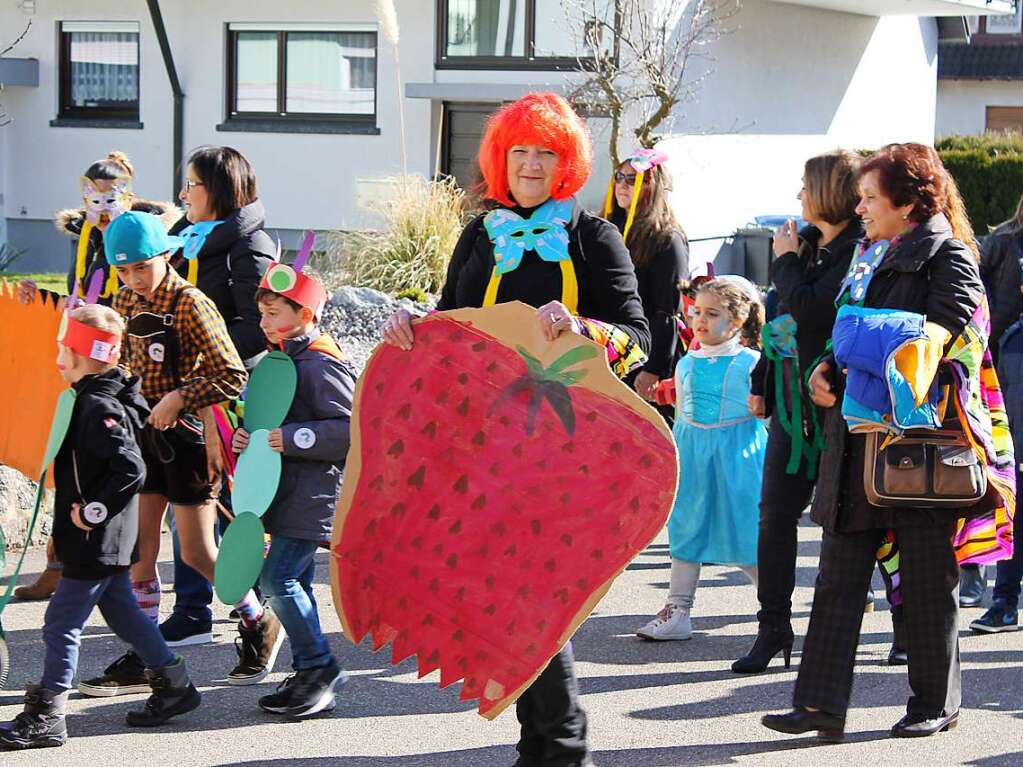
537,301,580,341
809,361,837,408
382,308,415,351
232,426,250,454
748,394,766,418
773,219,799,258
16,280,37,305
633,371,659,401
148,390,185,430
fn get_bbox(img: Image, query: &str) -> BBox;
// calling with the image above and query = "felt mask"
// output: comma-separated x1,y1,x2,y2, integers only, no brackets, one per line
81,176,132,225
176,220,224,261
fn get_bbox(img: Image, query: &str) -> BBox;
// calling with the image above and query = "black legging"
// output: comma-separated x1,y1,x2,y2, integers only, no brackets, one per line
755,418,816,631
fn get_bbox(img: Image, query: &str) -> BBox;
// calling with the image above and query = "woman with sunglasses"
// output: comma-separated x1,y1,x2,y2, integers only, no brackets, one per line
604,149,689,419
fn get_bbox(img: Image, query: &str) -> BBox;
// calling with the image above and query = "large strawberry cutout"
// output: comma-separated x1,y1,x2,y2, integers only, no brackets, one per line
331,302,678,718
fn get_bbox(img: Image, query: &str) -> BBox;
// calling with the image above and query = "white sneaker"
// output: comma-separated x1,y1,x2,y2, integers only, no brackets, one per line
636,604,692,641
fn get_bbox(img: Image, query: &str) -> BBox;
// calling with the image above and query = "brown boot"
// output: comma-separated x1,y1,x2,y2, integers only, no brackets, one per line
14,568,61,601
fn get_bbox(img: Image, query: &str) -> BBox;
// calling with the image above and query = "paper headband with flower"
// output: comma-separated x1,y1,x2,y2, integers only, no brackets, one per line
57,271,120,364
259,231,328,319
602,147,670,243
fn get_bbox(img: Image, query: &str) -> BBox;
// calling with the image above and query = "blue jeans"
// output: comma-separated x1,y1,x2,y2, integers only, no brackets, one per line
42,570,175,691
259,535,334,671
168,506,219,623
993,467,1023,607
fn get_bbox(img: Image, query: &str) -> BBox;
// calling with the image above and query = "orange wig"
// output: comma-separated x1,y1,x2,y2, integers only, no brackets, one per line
477,92,593,208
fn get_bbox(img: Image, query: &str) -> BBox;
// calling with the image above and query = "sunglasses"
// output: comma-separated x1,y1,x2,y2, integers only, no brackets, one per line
613,170,637,186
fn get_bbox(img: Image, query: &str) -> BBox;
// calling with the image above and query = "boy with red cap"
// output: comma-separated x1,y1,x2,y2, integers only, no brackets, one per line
230,258,356,717
0,304,201,750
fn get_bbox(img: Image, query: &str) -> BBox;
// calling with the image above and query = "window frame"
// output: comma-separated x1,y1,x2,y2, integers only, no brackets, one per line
435,0,611,70
224,25,379,128
977,9,1023,38
57,21,141,122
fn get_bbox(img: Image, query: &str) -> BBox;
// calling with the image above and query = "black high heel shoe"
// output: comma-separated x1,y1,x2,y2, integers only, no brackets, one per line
762,708,846,743
731,628,794,674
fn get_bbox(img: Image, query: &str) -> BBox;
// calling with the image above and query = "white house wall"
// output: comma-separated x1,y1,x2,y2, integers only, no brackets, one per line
936,81,1023,136
0,0,434,271
663,0,938,262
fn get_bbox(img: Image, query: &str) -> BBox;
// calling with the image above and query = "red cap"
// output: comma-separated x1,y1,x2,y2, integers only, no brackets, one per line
58,313,120,363
260,264,328,318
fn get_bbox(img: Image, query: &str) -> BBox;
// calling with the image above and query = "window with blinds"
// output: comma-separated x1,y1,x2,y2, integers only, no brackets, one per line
58,21,140,121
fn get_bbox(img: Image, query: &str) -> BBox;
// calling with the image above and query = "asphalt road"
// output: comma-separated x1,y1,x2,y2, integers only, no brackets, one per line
0,520,1020,767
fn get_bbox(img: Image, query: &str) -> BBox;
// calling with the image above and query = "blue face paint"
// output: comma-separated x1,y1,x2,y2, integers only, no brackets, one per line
175,220,224,260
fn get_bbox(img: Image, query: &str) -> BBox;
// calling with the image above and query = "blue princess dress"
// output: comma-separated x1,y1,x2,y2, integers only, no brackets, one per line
669,339,767,566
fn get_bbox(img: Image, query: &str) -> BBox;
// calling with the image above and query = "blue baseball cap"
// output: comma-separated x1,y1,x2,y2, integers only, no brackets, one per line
104,211,184,265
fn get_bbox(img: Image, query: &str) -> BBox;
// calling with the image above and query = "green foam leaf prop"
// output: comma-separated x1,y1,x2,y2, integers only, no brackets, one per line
214,512,266,604
42,389,77,474
244,351,297,432
231,429,281,517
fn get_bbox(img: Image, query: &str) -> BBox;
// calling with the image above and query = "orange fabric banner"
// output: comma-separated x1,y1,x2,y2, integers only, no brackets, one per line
0,281,65,487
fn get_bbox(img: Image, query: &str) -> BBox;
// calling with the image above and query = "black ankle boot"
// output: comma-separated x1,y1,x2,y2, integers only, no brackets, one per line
126,657,201,727
732,627,794,674
762,708,845,743
0,685,68,750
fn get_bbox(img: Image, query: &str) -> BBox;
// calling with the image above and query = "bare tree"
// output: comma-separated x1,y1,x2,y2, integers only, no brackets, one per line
562,0,738,167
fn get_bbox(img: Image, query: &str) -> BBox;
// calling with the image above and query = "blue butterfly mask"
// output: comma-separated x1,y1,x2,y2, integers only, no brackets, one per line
176,220,224,260
483,198,573,275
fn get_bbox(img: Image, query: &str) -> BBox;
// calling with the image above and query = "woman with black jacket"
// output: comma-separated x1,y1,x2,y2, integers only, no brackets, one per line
733,150,864,674
384,92,648,767
603,148,689,416
171,146,275,367
764,144,995,741
969,198,1023,630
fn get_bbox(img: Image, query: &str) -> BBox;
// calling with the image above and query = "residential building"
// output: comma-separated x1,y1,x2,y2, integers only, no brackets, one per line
0,0,1014,272
937,7,1023,136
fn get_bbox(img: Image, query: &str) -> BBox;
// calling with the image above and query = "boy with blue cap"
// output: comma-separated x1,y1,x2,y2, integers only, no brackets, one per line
78,212,280,696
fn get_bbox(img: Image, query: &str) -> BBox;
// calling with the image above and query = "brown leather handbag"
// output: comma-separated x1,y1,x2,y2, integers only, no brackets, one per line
863,428,987,508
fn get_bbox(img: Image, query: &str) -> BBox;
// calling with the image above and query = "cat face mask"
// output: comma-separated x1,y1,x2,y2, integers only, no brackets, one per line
81,176,133,226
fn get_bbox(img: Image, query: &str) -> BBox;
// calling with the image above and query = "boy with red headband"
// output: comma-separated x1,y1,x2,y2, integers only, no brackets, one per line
230,261,356,717
0,305,201,750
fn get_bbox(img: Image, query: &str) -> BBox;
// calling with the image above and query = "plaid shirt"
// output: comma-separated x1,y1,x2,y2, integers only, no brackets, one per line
113,267,246,411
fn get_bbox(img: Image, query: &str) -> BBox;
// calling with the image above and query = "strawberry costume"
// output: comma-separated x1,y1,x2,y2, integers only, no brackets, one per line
355,93,657,767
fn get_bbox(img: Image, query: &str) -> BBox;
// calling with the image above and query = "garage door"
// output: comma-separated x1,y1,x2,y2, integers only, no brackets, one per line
442,102,499,194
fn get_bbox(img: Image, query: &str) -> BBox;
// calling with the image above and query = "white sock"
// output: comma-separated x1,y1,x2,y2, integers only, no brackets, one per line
668,558,700,609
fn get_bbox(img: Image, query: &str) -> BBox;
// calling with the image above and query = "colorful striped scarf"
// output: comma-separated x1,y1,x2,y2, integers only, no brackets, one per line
880,299,1016,605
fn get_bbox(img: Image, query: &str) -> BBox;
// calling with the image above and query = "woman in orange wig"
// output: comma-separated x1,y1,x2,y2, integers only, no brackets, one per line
383,92,650,766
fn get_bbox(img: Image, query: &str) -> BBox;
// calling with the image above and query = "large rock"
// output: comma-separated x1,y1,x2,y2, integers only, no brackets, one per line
0,466,51,552
321,287,433,373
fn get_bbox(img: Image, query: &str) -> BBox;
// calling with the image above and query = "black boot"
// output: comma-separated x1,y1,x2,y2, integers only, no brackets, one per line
732,626,794,674
126,657,201,727
0,685,68,750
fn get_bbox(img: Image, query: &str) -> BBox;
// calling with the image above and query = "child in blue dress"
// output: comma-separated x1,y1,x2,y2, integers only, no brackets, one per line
638,276,767,641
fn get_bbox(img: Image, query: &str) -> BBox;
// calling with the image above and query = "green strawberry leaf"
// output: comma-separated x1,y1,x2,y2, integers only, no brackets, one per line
546,346,599,377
